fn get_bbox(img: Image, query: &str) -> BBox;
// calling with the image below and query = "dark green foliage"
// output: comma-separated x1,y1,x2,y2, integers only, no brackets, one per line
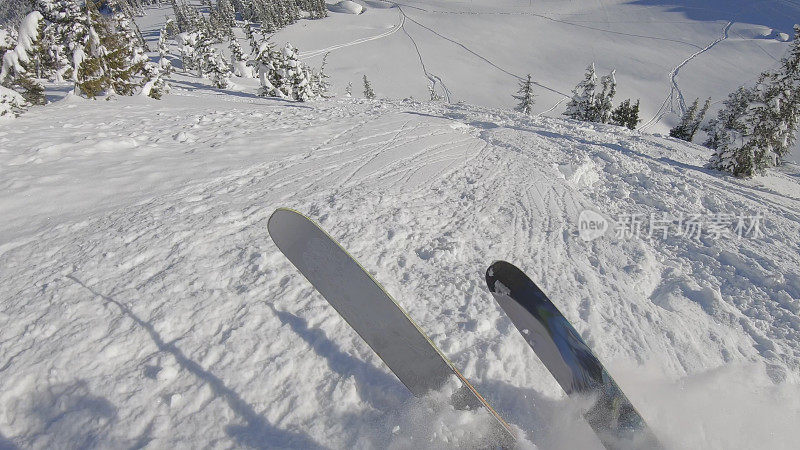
362,74,374,99
670,97,710,142
513,74,535,115
610,99,640,130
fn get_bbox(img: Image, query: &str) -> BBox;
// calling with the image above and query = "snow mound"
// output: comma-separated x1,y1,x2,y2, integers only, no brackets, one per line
329,0,364,15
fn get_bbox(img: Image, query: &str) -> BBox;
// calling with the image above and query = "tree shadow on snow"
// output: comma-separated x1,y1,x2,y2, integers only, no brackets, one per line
0,433,17,450
626,0,800,34
266,303,411,413
13,380,117,449
67,276,323,450
168,79,314,109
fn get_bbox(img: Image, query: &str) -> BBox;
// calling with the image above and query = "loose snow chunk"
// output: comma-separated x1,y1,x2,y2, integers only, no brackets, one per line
330,1,364,15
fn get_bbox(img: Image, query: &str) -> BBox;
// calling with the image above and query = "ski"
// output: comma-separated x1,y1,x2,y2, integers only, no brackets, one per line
268,208,516,446
485,260,662,450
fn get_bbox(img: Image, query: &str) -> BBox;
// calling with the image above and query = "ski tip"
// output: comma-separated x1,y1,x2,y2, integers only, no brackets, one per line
267,207,304,234
485,260,517,291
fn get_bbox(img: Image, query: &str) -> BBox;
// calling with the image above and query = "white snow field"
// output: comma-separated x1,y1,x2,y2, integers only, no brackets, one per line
270,0,800,161
2,1,800,449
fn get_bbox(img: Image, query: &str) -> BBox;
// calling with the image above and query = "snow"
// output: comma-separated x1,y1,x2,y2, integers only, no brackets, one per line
1,1,800,448
329,1,364,15
2,85,800,447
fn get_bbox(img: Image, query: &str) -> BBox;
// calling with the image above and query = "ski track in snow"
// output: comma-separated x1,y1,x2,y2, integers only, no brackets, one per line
1,89,800,448
299,6,405,61
640,20,734,131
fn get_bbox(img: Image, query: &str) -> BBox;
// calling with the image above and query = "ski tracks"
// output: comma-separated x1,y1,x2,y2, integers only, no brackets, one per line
640,20,733,131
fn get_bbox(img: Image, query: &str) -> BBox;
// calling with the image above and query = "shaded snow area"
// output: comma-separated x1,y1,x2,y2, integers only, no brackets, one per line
1,89,799,448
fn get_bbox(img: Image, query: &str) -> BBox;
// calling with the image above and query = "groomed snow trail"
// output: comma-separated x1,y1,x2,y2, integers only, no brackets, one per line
1,93,799,448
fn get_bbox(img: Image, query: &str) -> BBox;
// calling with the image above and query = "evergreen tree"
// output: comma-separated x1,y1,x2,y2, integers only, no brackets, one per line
345,81,351,97
564,63,597,122
428,81,442,101
610,99,640,130
194,30,230,88
158,21,172,74
76,2,145,98
141,60,169,99
513,73,535,115
31,0,90,83
670,97,710,142
596,69,616,123
311,51,331,98
0,83,29,117
254,35,281,97
228,33,250,77
279,43,313,101
362,74,374,99
0,10,47,105
704,87,763,177
748,25,800,165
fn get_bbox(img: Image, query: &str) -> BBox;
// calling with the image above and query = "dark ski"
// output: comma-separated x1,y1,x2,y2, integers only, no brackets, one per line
486,260,662,449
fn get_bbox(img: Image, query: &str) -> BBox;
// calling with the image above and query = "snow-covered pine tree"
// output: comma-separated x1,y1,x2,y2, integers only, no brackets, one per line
610,99,640,130
428,81,442,101
704,87,765,177
0,11,46,106
108,11,148,94
31,0,90,83
158,22,172,74
245,21,259,58
513,74,535,115
76,2,146,98
564,63,597,122
310,51,331,98
747,25,800,166
254,35,282,97
0,83,29,117
140,60,169,99
171,0,190,32
0,11,46,107
345,81,351,97
194,30,230,88
0,26,17,55
670,97,710,142
1,11,43,79
362,74,374,99
228,33,250,77
218,0,236,28
596,69,616,123
278,43,314,101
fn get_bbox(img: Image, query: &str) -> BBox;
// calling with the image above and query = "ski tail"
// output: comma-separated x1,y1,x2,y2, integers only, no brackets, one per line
486,260,662,449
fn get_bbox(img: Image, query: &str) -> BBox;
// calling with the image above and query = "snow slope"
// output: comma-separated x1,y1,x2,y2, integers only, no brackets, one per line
2,81,800,448
252,0,800,160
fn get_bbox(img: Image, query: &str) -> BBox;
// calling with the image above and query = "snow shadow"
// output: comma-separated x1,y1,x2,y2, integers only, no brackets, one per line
267,304,410,412
168,79,315,108
626,0,800,34
0,433,17,450
67,276,322,450
16,380,117,448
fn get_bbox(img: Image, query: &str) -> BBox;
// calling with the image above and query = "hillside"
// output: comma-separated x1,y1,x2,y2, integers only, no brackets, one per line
2,84,800,447
1,1,800,449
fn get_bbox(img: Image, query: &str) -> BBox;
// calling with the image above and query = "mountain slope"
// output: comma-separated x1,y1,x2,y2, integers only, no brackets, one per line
1,86,799,447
